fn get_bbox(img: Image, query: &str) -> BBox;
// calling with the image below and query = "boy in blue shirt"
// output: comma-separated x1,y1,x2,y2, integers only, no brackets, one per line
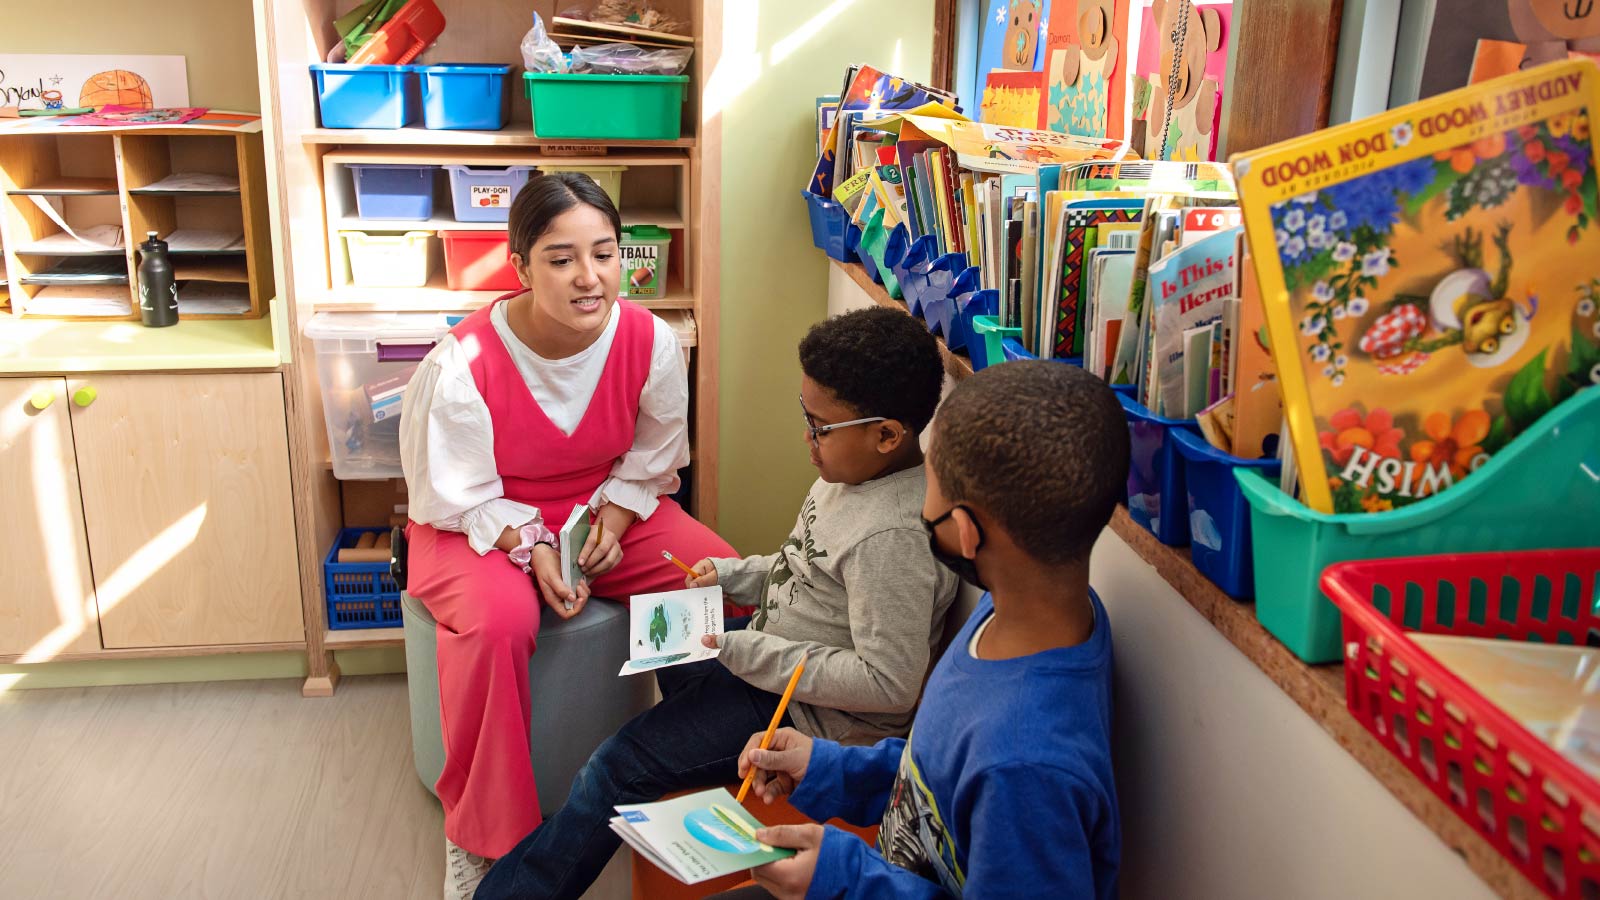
732,361,1128,899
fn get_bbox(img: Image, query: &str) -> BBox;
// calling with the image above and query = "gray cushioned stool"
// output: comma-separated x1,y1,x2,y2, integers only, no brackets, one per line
402,592,653,814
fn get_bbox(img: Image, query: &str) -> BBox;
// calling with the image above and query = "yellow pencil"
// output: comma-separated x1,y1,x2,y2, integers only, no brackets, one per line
737,656,807,804
594,515,604,547
662,550,698,578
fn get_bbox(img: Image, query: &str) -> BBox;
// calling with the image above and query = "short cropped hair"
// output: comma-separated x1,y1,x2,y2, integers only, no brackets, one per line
932,362,1129,566
798,307,944,433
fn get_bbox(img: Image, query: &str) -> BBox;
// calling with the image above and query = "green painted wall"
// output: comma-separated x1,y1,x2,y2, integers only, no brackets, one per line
716,0,934,552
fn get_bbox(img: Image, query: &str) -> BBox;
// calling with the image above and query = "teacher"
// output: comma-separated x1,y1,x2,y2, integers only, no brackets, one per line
399,173,736,896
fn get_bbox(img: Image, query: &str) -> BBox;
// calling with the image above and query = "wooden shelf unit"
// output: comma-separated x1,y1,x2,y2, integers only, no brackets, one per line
257,0,720,695
0,128,274,321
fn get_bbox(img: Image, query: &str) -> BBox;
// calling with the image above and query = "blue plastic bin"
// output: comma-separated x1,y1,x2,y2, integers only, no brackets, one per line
416,64,511,130
803,190,856,262
999,339,1086,367
323,527,402,630
1170,430,1281,598
950,279,997,354
889,232,936,315
1118,392,1202,546
914,253,966,327
350,164,435,221
311,63,419,129
443,165,533,223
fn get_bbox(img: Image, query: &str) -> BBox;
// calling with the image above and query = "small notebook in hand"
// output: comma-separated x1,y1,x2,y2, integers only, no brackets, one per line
610,788,794,884
619,586,724,675
559,505,591,594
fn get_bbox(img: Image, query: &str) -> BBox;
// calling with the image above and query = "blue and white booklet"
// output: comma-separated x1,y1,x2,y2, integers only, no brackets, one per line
611,788,794,884
617,586,724,676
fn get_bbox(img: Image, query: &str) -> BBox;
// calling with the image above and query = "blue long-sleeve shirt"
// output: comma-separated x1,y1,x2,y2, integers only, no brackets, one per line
788,592,1119,899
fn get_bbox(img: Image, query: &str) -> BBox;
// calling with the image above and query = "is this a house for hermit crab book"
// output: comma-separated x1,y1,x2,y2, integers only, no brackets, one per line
1233,59,1600,515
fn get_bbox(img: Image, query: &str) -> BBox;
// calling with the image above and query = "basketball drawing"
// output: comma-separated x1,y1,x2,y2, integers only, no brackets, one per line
79,70,155,109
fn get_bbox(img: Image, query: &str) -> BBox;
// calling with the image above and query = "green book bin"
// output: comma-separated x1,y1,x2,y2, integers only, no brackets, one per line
1237,386,1600,665
522,73,689,140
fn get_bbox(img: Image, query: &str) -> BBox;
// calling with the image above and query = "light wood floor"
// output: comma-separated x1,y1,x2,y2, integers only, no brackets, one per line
0,674,629,899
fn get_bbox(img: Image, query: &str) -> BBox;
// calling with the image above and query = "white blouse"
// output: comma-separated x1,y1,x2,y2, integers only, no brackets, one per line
400,302,689,555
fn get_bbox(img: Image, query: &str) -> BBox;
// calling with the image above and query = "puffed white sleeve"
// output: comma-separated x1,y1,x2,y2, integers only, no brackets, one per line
589,315,690,519
400,337,545,555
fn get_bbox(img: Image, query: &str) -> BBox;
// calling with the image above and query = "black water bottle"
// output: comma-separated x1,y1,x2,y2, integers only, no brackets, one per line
137,231,178,328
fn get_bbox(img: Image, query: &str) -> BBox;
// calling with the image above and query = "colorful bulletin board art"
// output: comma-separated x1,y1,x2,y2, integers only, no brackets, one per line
0,54,188,111
983,70,1047,128
1135,0,1230,161
1405,0,1600,102
1041,0,1129,139
977,0,1053,87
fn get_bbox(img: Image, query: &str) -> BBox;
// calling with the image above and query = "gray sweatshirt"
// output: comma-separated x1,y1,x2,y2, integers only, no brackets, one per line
713,466,960,744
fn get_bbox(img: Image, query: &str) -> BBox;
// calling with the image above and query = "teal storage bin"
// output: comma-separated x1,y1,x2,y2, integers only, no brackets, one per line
971,315,1021,370
1238,387,1600,664
858,209,900,299
522,73,688,140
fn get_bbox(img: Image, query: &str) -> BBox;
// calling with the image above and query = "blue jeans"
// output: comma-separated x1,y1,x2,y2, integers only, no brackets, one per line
475,651,788,899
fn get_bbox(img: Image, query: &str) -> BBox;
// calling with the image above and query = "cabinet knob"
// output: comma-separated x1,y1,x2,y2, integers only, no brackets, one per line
72,386,97,408
29,390,54,411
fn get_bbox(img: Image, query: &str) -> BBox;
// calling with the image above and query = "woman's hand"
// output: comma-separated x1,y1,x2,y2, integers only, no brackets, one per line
684,558,718,589
579,503,635,579
531,543,589,619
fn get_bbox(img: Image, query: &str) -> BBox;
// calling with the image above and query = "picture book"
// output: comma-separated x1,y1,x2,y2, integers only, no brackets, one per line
1133,0,1231,161
1410,634,1600,783
559,505,591,595
1146,225,1240,415
611,788,795,885
618,586,724,675
816,96,839,158
1040,0,1131,140
1232,234,1283,459
982,70,1046,128
1233,59,1600,514
808,68,956,196
1055,205,1143,356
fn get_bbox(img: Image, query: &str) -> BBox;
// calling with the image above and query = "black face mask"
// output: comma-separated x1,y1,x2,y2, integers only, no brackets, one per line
922,505,987,591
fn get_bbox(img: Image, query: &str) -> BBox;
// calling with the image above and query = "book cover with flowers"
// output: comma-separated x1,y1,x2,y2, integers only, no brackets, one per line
1233,60,1600,514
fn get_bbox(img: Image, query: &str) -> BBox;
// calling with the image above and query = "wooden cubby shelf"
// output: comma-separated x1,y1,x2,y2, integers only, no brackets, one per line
0,125,272,321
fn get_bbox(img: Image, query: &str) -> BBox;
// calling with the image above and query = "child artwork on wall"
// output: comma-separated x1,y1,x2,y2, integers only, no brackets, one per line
1135,0,1230,161
983,70,1047,128
1400,1,1600,102
976,0,1053,116
1040,0,1128,139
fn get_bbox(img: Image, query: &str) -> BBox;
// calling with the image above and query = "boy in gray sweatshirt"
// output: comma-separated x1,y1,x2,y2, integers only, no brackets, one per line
478,307,958,900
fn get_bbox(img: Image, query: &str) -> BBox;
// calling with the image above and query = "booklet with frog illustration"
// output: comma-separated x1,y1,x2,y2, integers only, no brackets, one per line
610,788,795,884
618,586,724,675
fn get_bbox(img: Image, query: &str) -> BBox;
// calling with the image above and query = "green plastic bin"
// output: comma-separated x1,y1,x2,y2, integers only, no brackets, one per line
858,208,901,299
522,73,688,140
1237,386,1600,665
971,315,1022,370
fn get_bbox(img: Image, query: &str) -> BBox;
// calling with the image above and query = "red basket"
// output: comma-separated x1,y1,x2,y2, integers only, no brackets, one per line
1322,549,1600,898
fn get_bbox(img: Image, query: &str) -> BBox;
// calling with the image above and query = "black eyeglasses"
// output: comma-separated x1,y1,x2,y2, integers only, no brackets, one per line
799,395,886,447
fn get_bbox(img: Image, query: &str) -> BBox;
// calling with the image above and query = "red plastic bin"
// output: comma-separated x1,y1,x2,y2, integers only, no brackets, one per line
348,0,446,66
1323,549,1600,899
439,230,520,292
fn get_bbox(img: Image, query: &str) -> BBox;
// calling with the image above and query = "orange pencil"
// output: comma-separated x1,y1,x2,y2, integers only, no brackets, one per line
661,550,697,578
737,656,807,804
